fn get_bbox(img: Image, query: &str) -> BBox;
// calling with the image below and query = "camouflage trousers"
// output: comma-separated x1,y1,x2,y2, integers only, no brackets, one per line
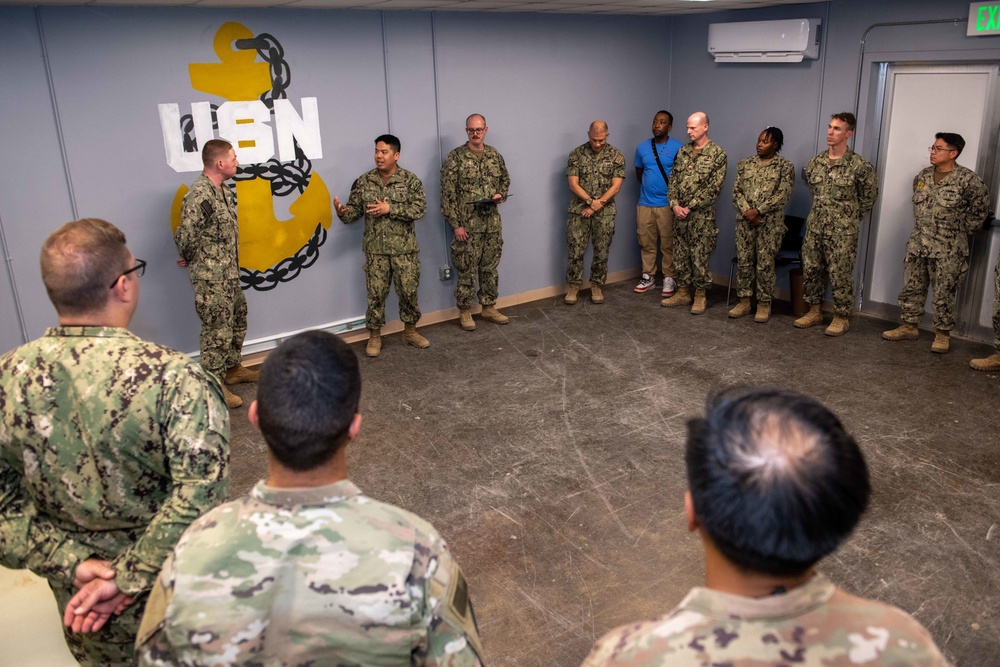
566,212,615,286
52,581,144,666
193,279,247,378
897,253,969,331
993,252,1000,350
674,209,718,290
364,252,421,329
452,232,502,309
636,205,674,278
802,228,859,316
735,217,786,301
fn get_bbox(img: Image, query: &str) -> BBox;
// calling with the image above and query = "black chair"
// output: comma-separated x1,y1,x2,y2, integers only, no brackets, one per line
726,214,806,306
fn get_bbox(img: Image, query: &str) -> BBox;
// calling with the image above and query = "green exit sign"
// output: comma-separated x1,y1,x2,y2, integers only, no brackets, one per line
969,1,1000,35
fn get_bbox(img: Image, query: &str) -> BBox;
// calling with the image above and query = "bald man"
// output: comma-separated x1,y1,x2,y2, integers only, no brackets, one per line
663,112,727,315
564,120,626,305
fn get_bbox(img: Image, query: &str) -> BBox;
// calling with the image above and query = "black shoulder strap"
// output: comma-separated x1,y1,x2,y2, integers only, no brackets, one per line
651,138,670,185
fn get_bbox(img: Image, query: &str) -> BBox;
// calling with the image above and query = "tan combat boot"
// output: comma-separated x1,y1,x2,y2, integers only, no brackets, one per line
481,305,509,325
793,305,823,328
590,285,604,304
970,351,1000,371
366,329,382,357
754,301,771,323
459,309,476,331
222,384,243,409
728,297,751,318
931,330,950,354
690,289,707,315
661,286,691,308
882,323,919,341
225,364,260,385
825,315,850,337
564,285,579,305
403,323,430,349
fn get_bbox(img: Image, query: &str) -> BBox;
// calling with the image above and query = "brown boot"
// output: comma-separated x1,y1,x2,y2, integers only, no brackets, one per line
225,364,259,385
459,309,476,331
661,286,692,308
222,384,243,409
794,305,823,328
690,289,707,315
754,301,771,323
825,315,850,337
590,285,604,304
728,297,751,318
403,323,430,349
882,323,919,341
366,329,382,357
481,305,509,325
931,330,950,354
970,351,1000,371
564,285,579,305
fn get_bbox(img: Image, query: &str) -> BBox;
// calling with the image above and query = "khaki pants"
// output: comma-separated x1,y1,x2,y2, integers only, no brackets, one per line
636,205,674,278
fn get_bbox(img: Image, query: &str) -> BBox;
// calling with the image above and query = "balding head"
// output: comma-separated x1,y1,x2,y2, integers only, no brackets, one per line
40,218,133,317
588,120,609,152
686,112,710,146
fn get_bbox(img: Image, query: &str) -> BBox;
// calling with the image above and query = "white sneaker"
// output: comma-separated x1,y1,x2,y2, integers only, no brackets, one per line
662,277,677,297
634,274,655,293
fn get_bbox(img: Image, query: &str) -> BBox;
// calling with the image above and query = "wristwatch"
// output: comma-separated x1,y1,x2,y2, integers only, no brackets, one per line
586,198,593,206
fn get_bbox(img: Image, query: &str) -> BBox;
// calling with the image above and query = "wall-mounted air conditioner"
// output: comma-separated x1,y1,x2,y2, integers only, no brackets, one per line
707,18,822,63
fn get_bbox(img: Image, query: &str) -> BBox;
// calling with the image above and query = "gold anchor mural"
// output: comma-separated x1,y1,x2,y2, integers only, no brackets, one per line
170,22,332,290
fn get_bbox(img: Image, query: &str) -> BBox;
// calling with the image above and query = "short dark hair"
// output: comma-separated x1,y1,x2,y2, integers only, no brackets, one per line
763,126,784,153
257,331,362,472
655,110,674,125
935,132,965,157
686,387,871,576
40,218,132,316
831,112,857,131
375,134,401,154
202,139,233,166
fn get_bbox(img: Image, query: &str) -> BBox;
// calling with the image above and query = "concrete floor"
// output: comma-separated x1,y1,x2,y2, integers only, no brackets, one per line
3,283,997,665
226,284,1000,666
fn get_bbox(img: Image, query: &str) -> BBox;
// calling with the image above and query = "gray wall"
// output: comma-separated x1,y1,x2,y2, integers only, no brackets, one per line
1,0,999,355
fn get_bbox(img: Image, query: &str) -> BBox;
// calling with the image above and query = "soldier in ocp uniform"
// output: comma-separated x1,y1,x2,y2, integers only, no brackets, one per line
582,388,950,667
175,138,258,409
335,134,429,358
0,218,230,666
730,127,796,323
794,112,879,336
136,331,484,666
441,113,511,331
883,133,990,354
564,120,626,305
662,111,728,315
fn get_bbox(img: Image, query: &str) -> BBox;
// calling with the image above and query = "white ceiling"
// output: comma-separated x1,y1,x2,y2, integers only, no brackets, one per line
4,0,829,16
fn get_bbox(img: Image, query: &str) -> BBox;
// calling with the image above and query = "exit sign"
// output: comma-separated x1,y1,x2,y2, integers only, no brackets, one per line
969,1,1000,36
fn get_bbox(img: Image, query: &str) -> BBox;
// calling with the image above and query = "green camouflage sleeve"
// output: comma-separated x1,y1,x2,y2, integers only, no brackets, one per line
688,147,727,211
732,158,750,214
394,172,427,222
338,177,366,225
566,147,581,178
175,196,207,262
0,463,96,585
856,158,879,217
440,152,462,229
667,148,686,207
758,158,795,216
963,171,991,234
108,369,230,595
497,151,511,198
805,154,821,196
421,535,484,666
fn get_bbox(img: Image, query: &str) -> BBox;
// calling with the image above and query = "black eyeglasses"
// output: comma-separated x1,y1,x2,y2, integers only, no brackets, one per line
109,259,146,289
465,127,486,134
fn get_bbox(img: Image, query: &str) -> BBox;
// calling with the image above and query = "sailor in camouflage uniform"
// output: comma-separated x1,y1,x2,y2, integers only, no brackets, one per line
564,120,626,305
137,331,483,666
730,127,795,323
175,139,258,409
794,113,879,336
582,387,950,667
971,260,1000,371
0,219,230,666
663,112,728,315
441,114,512,331
883,133,990,354
335,134,429,358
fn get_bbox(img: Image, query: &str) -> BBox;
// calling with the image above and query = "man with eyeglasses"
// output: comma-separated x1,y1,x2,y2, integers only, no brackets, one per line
175,138,258,409
883,133,990,354
0,218,230,666
441,113,511,331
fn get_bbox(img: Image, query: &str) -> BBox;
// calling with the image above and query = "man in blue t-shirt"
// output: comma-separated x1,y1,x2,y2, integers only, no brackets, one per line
633,110,683,297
